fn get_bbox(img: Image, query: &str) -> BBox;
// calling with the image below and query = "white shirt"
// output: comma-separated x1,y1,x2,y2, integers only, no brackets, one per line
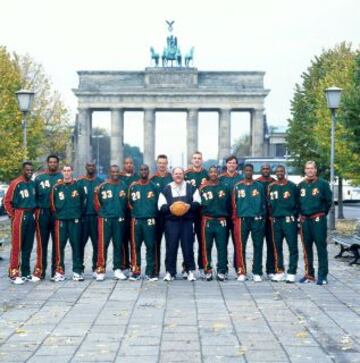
158,181,201,210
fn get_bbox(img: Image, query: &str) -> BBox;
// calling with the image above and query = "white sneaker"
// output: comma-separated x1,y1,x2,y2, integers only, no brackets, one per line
53,272,65,282
29,275,41,282
205,272,213,281
267,273,275,280
72,272,84,281
129,274,141,281
237,274,247,282
114,269,128,280
286,274,296,283
272,272,285,282
144,275,158,282
92,271,97,279
163,272,174,281
217,273,225,281
253,274,263,282
187,271,196,281
199,269,206,279
12,276,25,285
95,272,105,281
182,270,188,280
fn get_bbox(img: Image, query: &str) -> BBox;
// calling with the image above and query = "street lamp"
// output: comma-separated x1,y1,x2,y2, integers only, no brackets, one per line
325,86,342,231
16,89,35,159
92,134,104,172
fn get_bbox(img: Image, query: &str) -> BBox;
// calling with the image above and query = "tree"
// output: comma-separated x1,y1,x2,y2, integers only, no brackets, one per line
0,47,71,181
0,46,24,180
287,43,360,182
13,53,71,162
232,134,251,158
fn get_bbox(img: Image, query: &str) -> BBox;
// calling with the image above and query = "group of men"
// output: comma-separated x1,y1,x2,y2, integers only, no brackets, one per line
4,151,332,286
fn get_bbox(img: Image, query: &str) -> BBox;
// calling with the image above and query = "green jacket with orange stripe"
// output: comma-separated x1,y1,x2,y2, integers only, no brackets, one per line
4,176,36,218
232,180,266,218
94,179,128,218
199,181,230,218
128,180,159,219
185,167,208,188
50,180,85,220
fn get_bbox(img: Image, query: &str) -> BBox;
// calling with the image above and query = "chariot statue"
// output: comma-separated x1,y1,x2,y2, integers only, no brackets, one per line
150,21,195,68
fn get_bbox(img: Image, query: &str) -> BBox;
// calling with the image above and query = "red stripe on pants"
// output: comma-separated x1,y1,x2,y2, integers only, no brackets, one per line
8,210,24,278
233,217,246,275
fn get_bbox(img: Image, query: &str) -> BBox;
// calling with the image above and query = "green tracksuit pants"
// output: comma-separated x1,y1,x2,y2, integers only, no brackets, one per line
270,216,298,275
33,208,56,279
233,216,265,275
201,217,228,274
54,219,82,275
96,217,125,273
300,215,328,279
130,218,156,277
80,214,98,272
9,210,35,278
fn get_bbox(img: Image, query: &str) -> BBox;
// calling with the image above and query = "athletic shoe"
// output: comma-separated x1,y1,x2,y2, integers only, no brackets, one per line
237,274,247,282
92,271,97,279
187,271,196,281
224,272,229,280
217,273,225,282
129,274,141,281
205,272,213,281
144,275,158,282
11,276,25,285
121,269,130,277
199,269,206,279
316,278,328,286
163,272,174,281
182,270,188,280
299,276,314,284
72,272,84,281
53,272,65,282
114,269,128,280
95,272,105,281
286,274,296,283
50,275,55,282
253,274,263,282
267,273,275,280
28,275,41,282
271,272,285,282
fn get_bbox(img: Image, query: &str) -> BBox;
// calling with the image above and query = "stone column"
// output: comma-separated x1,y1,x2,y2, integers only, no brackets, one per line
186,109,198,165
218,109,231,162
251,108,265,156
111,109,124,167
143,109,155,171
76,108,92,176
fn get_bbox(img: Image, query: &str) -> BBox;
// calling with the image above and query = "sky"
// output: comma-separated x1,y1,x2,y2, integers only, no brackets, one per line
1,0,359,166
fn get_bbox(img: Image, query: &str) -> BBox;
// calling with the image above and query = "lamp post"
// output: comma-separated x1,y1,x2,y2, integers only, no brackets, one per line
325,86,342,231
15,89,35,160
92,134,104,172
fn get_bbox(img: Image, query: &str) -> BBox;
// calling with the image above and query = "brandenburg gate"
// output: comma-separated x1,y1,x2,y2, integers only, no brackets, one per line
72,22,269,174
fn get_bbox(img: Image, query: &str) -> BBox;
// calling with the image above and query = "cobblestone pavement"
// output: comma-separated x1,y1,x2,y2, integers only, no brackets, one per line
0,238,360,363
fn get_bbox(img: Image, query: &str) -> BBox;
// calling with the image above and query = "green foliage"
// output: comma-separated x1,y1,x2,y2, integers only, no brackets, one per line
286,42,360,183
0,47,70,181
232,134,251,157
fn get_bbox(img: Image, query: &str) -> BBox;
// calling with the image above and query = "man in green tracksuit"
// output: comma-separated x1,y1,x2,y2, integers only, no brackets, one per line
184,151,208,278
94,165,128,281
232,163,266,282
4,162,37,285
33,155,63,280
298,161,332,285
256,164,276,279
268,165,299,283
199,166,230,282
77,162,103,276
51,165,85,282
128,164,159,281
219,155,243,273
150,154,172,276
120,157,140,274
